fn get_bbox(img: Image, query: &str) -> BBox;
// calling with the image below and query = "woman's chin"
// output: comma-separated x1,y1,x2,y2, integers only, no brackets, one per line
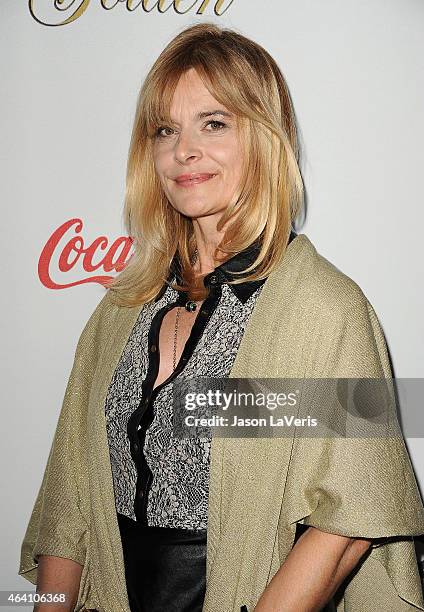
170,203,221,219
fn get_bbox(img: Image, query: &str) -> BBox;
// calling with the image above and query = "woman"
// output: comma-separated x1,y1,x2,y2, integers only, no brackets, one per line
19,23,424,612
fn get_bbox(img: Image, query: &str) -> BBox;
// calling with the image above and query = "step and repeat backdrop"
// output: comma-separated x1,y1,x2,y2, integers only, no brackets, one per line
2,0,423,597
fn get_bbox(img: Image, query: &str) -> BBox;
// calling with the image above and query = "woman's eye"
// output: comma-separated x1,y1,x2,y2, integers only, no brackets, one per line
205,120,227,131
155,120,227,139
156,126,174,138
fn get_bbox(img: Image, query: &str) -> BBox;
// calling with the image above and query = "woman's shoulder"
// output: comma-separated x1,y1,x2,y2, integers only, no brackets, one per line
292,234,372,320
285,234,393,378
75,288,141,357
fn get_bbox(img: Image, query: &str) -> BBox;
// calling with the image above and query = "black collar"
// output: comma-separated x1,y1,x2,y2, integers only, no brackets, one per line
155,230,297,304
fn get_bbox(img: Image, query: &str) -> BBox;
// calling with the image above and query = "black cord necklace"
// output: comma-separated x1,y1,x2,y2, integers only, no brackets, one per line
173,247,200,370
184,247,200,312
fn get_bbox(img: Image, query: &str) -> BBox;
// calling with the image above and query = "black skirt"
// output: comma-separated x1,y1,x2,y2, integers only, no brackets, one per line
117,512,207,612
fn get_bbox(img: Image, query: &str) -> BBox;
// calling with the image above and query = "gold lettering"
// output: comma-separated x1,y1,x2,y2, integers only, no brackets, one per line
195,0,210,13
214,0,235,15
101,0,121,8
174,0,197,14
142,0,173,12
29,0,91,26
28,0,236,26
126,0,143,9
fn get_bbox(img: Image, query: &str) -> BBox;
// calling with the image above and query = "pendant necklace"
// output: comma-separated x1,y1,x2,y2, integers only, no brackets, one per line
173,247,199,370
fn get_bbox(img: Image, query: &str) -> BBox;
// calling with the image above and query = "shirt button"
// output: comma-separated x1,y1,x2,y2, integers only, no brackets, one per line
209,274,217,284
138,490,144,498
133,443,139,452
150,344,157,352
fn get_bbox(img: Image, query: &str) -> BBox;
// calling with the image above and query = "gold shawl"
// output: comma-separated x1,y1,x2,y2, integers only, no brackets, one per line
19,234,424,611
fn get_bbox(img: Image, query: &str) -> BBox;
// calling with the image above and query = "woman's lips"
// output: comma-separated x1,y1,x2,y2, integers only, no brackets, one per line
175,174,216,187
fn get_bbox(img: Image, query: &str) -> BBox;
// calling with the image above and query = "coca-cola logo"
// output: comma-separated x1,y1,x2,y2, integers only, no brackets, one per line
38,218,133,289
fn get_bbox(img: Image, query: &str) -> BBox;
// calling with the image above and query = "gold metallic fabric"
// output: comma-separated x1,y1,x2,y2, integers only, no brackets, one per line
18,234,424,611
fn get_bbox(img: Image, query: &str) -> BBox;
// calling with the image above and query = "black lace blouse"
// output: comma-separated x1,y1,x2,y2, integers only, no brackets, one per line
104,231,297,529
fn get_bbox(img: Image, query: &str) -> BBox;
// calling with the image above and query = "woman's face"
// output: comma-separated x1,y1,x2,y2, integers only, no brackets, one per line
152,67,244,223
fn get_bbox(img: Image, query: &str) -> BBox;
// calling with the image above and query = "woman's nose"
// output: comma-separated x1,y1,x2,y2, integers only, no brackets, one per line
173,130,202,162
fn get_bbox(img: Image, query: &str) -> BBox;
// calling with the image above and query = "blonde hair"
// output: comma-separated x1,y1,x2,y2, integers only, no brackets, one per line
105,22,304,307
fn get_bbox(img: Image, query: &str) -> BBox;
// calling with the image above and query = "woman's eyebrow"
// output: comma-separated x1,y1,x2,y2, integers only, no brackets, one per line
196,110,233,120
163,110,233,126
